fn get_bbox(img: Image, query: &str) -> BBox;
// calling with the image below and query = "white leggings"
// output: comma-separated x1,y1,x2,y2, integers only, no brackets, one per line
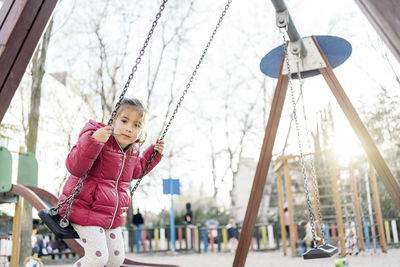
72,223,125,267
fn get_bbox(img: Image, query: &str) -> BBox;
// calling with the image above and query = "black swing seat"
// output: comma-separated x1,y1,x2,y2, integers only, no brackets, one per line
38,209,79,239
303,243,338,260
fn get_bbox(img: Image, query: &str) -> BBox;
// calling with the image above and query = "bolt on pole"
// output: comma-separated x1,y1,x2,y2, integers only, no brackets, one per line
271,0,307,58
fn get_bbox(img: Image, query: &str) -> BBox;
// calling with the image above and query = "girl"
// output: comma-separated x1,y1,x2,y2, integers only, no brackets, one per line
57,98,164,267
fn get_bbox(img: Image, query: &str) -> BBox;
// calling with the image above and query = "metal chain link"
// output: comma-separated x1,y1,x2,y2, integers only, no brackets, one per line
52,0,169,228
282,33,318,246
107,0,169,127
295,57,326,243
49,171,89,217
129,0,233,197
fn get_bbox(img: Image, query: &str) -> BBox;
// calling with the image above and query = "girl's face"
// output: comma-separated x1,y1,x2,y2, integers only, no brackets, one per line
112,108,144,149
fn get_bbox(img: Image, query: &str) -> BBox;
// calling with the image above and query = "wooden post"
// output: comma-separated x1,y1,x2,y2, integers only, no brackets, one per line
329,165,346,257
283,159,296,257
10,197,22,267
276,165,287,255
0,0,58,122
350,164,365,250
313,36,400,211
233,63,289,267
369,162,387,252
353,0,400,64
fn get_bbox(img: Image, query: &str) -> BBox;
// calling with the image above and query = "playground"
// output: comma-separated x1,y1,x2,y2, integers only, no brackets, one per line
1,0,400,266
40,250,400,267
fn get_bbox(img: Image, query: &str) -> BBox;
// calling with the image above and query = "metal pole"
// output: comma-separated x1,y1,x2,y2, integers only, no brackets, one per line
169,177,176,251
365,168,377,252
270,0,307,57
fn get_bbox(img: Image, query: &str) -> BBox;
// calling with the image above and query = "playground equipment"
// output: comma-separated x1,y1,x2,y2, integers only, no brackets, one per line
0,146,178,267
0,147,38,266
274,151,391,257
0,0,58,123
1,0,400,266
353,0,400,63
234,0,400,265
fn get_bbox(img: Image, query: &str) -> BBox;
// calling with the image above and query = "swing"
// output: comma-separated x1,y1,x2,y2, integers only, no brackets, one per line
268,0,339,259
284,42,338,260
39,0,233,239
283,40,338,260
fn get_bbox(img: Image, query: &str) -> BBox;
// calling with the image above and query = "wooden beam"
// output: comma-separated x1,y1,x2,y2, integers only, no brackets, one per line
233,66,289,266
353,0,400,63
369,162,387,252
0,0,14,29
350,164,365,250
0,0,58,122
329,165,346,256
283,159,296,257
10,197,22,267
313,36,400,211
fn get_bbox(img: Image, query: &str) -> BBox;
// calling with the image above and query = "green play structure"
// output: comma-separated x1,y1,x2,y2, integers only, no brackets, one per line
0,146,38,194
0,147,12,193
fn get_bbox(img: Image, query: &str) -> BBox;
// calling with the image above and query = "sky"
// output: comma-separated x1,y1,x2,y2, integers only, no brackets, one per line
1,0,400,216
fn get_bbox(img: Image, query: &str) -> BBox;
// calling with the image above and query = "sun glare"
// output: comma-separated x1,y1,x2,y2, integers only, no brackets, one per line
330,126,364,166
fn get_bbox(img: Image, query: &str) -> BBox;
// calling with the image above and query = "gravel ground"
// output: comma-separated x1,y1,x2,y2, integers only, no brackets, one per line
40,248,400,267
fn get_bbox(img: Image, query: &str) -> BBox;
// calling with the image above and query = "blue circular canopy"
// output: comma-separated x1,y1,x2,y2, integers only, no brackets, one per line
259,35,352,79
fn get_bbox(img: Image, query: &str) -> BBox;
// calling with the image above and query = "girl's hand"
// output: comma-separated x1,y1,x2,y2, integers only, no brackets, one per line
154,140,164,155
92,126,113,143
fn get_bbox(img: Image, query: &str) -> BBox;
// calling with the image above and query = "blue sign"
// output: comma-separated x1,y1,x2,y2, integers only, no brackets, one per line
163,178,180,195
162,178,180,251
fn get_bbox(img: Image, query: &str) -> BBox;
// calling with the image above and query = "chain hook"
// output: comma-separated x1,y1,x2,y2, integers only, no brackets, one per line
60,218,70,228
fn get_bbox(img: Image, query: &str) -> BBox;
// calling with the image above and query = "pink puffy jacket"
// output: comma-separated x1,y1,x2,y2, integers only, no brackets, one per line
57,120,162,229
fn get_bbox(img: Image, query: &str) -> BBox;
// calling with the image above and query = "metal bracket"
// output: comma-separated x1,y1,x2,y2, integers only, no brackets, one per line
282,36,326,75
276,10,289,28
0,192,18,203
290,39,301,55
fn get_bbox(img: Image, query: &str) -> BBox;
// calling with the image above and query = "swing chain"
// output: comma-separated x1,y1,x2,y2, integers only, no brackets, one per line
53,0,169,228
129,0,233,196
296,57,326,243
282,33,318,245
159,0,232,142
61,174,86,224
107,0,169,127
50,171,88,213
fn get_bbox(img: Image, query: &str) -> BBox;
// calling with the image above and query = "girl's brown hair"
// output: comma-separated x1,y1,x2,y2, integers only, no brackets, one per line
115,98,148,146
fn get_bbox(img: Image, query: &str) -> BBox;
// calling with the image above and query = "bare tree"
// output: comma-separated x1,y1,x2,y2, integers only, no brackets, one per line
19,18,54,264
224,87,261,218
208,122,222,199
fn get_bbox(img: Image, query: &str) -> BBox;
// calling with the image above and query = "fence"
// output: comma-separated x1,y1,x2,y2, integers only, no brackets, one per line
282,218,400,253
0,218,12,266
125,223,280,253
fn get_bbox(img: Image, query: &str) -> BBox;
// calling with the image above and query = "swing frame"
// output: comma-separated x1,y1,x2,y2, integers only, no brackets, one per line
1,0,400,266
233,34,400,266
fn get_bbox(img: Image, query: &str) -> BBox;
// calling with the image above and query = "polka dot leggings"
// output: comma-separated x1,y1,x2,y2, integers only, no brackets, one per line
71,223,125,267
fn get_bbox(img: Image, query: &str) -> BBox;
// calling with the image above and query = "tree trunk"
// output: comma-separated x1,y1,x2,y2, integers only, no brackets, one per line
19,19,54,265
125,204,133,228
259,166,275,224
230,169,239,220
